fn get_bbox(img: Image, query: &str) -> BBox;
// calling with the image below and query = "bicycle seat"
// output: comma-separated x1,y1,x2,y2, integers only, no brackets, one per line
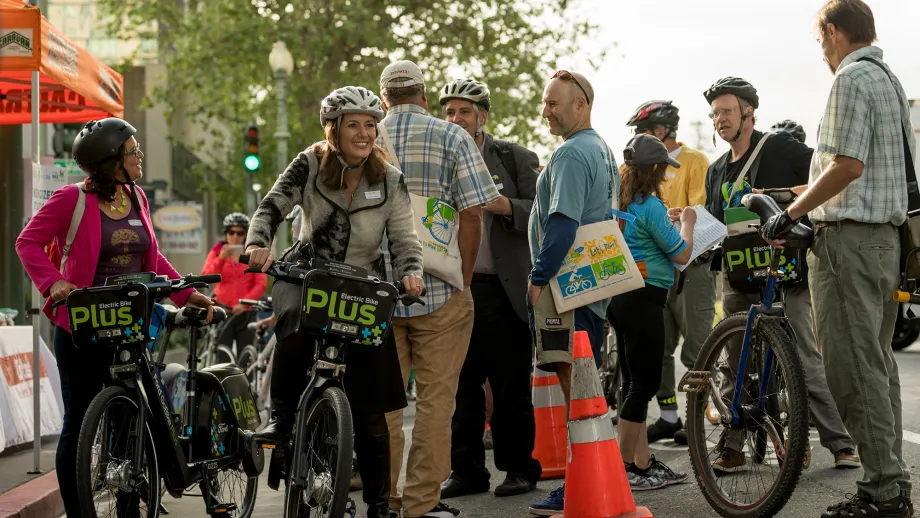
162,305,183,325
741,194,814,249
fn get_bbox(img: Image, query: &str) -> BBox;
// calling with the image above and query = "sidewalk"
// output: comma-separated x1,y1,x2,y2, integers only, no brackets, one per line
0,437,63,518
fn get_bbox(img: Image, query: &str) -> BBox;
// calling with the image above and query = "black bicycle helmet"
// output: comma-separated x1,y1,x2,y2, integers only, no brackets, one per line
223,212,250,230
771,119,806,143
703,77,759,109
72,118,137,174
626,100,680,129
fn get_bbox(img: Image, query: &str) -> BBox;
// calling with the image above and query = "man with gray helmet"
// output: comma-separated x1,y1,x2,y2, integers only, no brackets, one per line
377,60,499,518
437,78,542,499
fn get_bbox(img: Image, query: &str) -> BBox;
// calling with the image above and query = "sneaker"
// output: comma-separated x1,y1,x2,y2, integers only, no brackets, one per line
647,418,682,443
419,501,460,518
673,428,688,445
834,448,861,469
712,448,748,473
821,493,908,518
406,383,417,401
902,490,913,517
625,463,667,491
529,485,564,516
646,455,688,485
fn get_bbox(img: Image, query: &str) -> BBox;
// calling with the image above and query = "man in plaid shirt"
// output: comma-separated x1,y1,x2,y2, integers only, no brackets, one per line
762,1,915,516
377,60,499,518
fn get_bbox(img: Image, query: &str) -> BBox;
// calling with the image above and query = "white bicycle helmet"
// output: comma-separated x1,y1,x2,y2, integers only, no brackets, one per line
439,78,491,111
319,86,385,128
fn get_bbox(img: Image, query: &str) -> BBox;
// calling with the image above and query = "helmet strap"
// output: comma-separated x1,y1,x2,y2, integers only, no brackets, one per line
731,114,748,143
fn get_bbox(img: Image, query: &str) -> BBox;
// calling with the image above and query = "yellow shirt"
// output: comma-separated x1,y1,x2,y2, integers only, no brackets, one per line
620,143,710,208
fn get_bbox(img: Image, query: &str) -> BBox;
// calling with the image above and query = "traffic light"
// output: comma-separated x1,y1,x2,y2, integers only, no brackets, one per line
244,125,260,172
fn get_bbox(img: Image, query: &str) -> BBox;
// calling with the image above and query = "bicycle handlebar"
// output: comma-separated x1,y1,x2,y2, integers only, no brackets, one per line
238,254,426,305
51,273,222,308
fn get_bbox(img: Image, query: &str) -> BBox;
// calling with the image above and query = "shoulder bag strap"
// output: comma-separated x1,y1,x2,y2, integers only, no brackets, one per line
377,122,402,171
857,57,916,185
728,132,773,202
60,181,86,273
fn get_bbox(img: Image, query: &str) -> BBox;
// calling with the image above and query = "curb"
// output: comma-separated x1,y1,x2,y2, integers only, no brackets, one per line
0,470,63,518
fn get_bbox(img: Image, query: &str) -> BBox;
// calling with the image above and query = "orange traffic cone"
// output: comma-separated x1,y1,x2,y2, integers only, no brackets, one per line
532,365,567,479
552,331,653,518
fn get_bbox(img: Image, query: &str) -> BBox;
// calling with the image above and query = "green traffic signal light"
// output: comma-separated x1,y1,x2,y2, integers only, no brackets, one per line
244,155,260,171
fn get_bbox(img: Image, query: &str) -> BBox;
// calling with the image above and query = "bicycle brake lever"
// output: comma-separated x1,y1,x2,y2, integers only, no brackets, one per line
400,295,426,307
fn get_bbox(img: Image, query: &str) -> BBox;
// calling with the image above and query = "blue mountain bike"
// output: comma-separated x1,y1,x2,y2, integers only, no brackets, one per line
679,193,812,518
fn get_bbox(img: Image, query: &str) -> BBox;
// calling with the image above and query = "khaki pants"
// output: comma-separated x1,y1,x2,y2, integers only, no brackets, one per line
809,222,910,500
657,261,717,409
386,289,474,517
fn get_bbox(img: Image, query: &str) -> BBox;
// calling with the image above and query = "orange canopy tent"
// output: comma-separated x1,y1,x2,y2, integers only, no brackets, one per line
0,0,124,125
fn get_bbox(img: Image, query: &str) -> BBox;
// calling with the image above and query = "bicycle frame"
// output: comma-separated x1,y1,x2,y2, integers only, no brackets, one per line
727,248,786,429
119,323,254,496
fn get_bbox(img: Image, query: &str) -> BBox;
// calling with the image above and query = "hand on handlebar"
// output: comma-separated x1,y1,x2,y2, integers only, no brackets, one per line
244,246,274,273
186,291,215,323
761,211,797,242
400,275,424,297
50,279,78,303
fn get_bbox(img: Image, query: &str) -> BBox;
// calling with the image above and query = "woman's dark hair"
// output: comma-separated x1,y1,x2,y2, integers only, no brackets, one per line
619,162,668,209
314,121,389,190
82,141,127,202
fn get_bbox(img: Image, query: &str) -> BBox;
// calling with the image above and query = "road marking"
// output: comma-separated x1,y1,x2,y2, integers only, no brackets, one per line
903,430,920,445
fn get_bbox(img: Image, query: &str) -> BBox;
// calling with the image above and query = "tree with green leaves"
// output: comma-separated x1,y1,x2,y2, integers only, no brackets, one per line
99,0,608,210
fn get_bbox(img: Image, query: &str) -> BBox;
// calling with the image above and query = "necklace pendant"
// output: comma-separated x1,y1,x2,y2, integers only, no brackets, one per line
110,206,116,212
117,207,125,214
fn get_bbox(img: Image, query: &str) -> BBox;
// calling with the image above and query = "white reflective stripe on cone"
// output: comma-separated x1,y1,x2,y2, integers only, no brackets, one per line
533,384,566,409
568,414,616,445
570,357,604,401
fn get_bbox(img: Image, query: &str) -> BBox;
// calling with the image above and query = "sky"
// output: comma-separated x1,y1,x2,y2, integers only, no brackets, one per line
552,0,920,166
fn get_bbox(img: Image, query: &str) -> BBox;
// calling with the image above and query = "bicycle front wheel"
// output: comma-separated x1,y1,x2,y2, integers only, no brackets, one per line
284,386,353,518
76,385,160,518
685,313,809,518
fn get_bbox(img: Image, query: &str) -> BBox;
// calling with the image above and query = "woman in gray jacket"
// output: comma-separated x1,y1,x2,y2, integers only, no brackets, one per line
244,86,424,518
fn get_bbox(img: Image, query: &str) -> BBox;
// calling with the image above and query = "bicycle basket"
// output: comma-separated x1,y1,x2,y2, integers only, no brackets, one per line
66,283,151,349
299,268,398,346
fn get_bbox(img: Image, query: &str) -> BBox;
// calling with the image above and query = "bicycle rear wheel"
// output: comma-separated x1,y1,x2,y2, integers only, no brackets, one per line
284,386,353,518
685,313,809,518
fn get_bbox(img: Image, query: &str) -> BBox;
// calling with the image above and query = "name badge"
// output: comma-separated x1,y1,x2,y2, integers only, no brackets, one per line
495,183,504,191
612,210,636,222
128,219,143,227
365,191,381,200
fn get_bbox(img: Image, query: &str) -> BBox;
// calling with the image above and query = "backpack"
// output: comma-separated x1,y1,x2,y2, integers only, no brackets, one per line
48,181,87,273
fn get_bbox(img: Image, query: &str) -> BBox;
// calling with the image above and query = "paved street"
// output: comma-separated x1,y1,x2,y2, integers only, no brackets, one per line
148,344,920,518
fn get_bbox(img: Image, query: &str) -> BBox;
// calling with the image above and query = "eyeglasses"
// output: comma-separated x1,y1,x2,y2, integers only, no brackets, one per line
226,230,246,236
708,108,737,121
551,70,591,105
124,146,142,157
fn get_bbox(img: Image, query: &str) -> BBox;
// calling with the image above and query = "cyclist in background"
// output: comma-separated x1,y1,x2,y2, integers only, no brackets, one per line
771,119,807,144
608,134,695,491
201,212,267,352
245,86,424,518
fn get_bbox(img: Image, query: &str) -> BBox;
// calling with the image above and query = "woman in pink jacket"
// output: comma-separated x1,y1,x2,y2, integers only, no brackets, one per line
15,118,213,517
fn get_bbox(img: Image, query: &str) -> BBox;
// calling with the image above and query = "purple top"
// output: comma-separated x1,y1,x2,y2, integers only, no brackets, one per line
92,205,152,287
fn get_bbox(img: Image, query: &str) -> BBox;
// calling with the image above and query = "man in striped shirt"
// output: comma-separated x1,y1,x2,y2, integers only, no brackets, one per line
377,60,499,518
762,1,915,516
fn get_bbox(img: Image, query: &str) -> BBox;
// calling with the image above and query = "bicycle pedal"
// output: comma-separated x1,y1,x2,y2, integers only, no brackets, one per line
678,371,711,393
208,503,237,514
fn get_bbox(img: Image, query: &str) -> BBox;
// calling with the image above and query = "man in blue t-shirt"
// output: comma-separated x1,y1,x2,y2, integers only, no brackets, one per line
527,70,617,516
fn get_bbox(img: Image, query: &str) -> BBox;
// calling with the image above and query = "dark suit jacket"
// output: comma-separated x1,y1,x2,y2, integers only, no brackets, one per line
481,133,539,323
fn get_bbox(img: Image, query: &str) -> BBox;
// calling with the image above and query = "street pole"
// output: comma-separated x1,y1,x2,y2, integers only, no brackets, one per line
274,68,291,258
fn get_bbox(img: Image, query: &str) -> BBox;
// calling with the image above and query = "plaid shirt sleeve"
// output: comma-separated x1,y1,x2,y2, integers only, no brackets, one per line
819,74,872,163
450,130,500,210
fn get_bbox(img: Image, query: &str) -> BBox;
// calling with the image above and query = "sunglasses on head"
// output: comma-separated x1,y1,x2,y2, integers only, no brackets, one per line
227,230,247,236
551,70,591,105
